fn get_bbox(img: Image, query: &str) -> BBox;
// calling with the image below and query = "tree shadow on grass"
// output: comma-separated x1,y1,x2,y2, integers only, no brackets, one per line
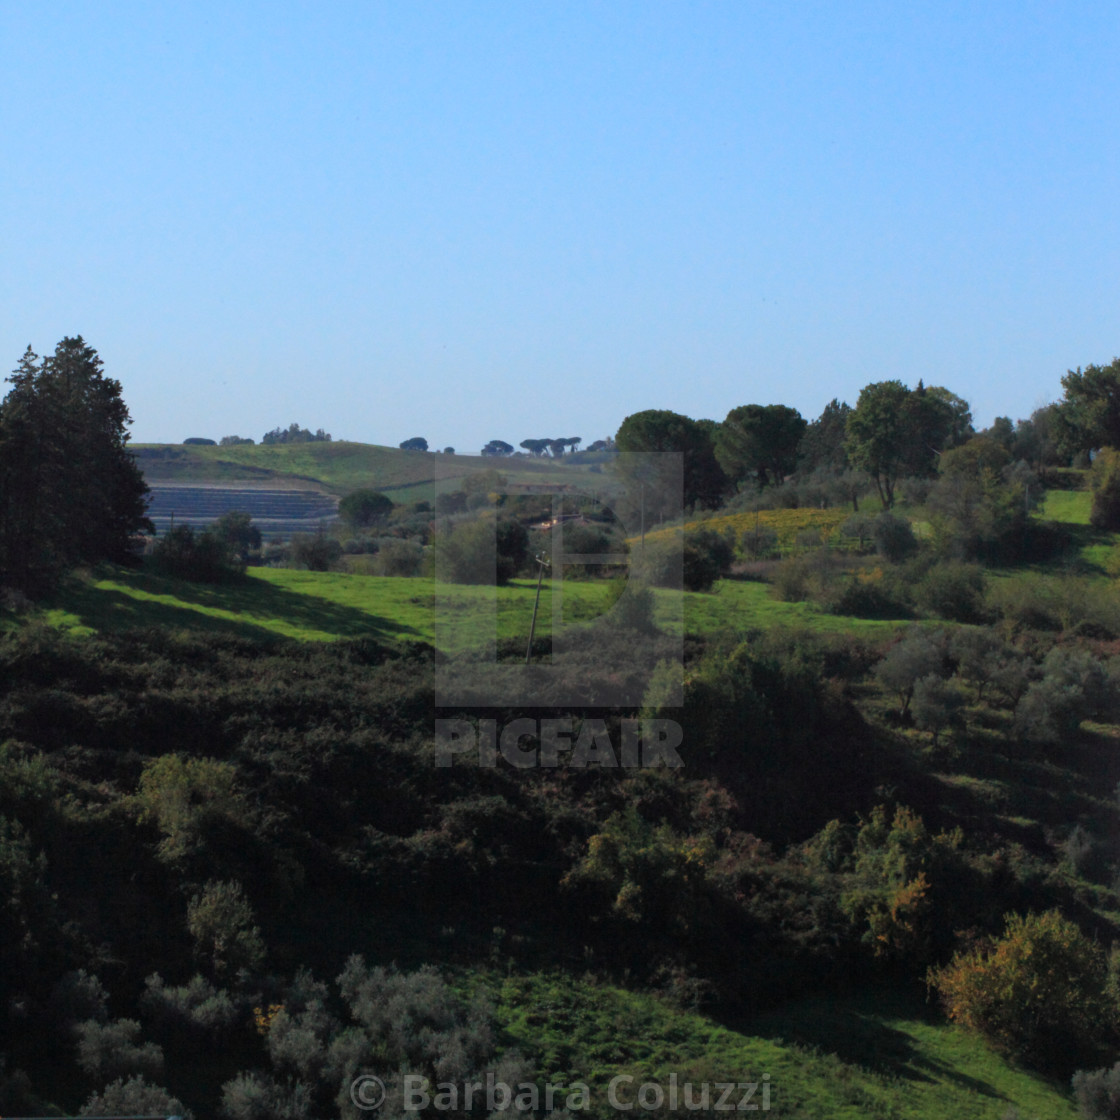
56,569,421,644
733,988,1008,1100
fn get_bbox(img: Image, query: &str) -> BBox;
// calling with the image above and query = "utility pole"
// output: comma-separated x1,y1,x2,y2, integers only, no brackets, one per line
525,551,550,664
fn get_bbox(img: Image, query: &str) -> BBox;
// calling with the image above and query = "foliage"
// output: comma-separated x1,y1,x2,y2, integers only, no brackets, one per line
643,507,849,553
211,511,262,559
1090,448,1120,531
915,561,987,623
714,403,807,488
0,338,151,594
1014,647,1120,743
437,515,526,585
134,753,244,863
928,909,1112,1073
261,423,331,445
681,526,735,591
1072,1062,1120,1120
838,805,966,962
75,1018,164,1082
151,525,246,583
79,1075,191,1118
140,973,241,1036
928,438,1038,561
872,511,918,562
290,528,342,572
399,436,428,451
614,408,727,511
797,398,851,474
338,489,394,529
874,628,947,717
1055,358,1120,455
562,807,714,934
187,879,266,978
911,674,967,745
846,381,967,508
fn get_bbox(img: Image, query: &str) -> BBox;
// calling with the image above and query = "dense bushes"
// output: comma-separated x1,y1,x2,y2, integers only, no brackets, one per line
150,525,246,582
928,909,1114,1074
1091,448,1120,531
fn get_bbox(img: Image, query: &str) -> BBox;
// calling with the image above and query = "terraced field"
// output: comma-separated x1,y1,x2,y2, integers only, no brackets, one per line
133,441,610,500
145,483,338,539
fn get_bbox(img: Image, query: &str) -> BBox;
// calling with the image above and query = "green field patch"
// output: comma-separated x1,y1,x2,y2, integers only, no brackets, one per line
1039,489,1092,525
32,568,913,645
491,974,1076,1120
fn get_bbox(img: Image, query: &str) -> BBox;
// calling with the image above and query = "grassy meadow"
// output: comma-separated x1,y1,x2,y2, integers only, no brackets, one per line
21,564,910,646
489,973,1078,1120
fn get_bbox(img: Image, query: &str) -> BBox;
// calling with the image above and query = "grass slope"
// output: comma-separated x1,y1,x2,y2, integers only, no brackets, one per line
22,567,909,644
489,974,1076,1120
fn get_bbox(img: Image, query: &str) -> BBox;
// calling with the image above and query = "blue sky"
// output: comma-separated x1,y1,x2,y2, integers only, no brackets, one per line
3,2,1118,452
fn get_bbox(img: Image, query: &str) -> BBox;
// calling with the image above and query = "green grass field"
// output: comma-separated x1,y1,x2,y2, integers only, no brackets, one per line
488,973,1076,1120
19,566,910,645
1039,489,1092,525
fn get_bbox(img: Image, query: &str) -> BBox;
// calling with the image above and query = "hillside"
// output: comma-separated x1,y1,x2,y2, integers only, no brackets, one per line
132,441,608,500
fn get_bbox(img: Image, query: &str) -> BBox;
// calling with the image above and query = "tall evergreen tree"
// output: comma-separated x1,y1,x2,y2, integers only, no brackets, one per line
0,337,150,593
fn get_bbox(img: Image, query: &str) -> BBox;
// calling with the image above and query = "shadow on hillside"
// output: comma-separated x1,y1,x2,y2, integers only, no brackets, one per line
61,570,420,643
740,989,1008,1099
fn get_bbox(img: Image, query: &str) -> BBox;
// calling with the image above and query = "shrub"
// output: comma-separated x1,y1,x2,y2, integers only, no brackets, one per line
950,627,1010,702
49,970,109,1031
290,530,341,572
150,525,245,582
769,554,815,602
872,512,918,563
928,909,1111,1073
140,973,240,1036
79,1075,190,1118
874,629,947,717
338,489,393,529
1072,1062,1120,1120
1090,448,1120,531
437,518,506,584
682,527,735,591
826,571,911,619
740,525,779,558
134,754,243,863
916,561,986,623
1014,648,1120,743
633,537,683,590
211,511,262,559
840,804,966,962
610,582,659,634
434,490,468,515
911,673,966,746
186,880,266,978
840,512,875,551
220,1072,315,1120
75,1019,164,1082
989,573,1120,636
373,538,424,577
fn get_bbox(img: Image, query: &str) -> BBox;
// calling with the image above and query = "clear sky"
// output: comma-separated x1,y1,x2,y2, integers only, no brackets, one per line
3,1,1118,452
